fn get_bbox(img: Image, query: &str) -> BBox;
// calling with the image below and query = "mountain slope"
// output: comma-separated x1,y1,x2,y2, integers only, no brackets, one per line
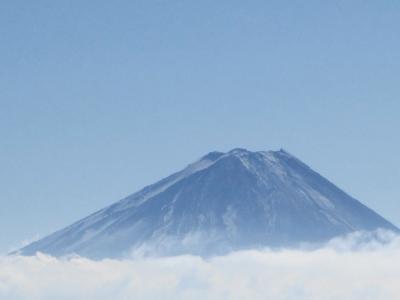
19,148,398,258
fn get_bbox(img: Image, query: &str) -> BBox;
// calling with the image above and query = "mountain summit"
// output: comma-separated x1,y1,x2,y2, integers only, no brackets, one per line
19,149,398,258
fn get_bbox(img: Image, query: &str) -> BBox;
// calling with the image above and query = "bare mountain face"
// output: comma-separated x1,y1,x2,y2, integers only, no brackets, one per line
19,149,398,259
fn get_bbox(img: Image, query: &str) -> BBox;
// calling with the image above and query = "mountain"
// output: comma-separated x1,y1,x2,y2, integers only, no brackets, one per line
18,148,398,259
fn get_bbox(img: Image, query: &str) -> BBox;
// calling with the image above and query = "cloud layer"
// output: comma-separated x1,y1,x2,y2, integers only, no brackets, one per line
1,230,400,300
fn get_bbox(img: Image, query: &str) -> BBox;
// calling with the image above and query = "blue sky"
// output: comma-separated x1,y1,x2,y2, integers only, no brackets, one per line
1,0,399,253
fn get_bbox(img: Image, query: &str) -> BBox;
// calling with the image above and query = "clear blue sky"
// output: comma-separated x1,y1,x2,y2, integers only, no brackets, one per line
1,0,399,253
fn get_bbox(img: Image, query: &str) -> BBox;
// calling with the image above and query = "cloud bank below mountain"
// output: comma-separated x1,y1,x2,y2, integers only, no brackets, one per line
1,230,399,300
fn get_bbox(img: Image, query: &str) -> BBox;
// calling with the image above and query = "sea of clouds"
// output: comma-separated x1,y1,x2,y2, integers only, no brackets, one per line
1,230,399,300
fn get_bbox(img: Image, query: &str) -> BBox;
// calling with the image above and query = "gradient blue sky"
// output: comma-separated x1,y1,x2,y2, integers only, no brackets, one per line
1,0,399,253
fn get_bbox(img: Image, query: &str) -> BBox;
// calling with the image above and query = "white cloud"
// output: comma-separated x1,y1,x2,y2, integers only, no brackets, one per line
1,230,400,300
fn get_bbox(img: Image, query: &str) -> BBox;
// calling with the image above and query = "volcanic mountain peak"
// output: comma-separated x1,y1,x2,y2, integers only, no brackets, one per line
18,148,398,259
